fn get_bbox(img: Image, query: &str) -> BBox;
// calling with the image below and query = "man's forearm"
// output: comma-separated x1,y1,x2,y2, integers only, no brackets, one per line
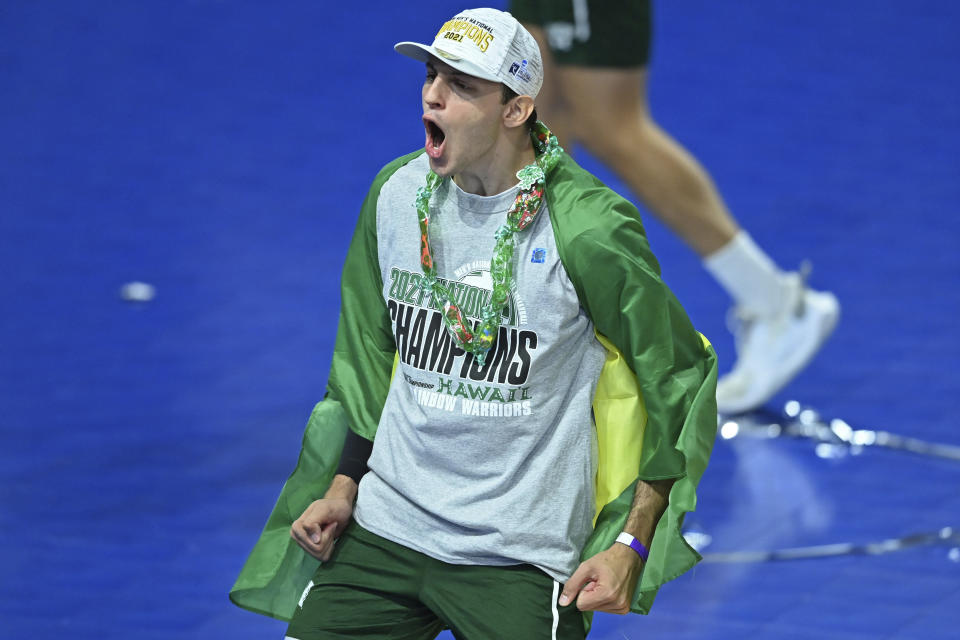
324,474,359,503
558,477,675,611
621,478,674,548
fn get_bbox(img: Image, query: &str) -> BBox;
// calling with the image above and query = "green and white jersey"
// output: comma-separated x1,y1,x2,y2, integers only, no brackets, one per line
354,153,606,582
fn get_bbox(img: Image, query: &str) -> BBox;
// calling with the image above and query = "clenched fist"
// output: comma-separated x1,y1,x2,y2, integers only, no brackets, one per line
290,475,358,561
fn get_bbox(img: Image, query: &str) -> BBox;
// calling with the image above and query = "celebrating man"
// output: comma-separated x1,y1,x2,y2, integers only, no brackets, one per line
232,8,717,639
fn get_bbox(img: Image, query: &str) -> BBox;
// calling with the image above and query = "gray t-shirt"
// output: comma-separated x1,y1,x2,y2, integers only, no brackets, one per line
353,154,606,582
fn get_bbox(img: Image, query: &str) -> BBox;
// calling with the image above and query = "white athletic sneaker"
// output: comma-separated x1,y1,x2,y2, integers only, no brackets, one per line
716,272,840,414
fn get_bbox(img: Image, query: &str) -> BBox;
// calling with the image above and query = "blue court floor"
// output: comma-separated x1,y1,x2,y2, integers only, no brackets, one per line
2,1,958,638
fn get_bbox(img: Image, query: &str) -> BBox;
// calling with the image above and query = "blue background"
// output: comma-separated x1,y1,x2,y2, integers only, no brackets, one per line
2,1,958,638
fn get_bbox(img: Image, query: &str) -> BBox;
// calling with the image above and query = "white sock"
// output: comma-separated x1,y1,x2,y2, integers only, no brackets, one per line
703,231,790,316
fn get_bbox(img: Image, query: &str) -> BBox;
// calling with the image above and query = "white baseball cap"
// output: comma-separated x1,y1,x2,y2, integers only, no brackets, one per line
395,8,543,98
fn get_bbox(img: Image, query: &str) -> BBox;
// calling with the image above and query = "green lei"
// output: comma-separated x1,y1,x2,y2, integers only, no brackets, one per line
415,121,563,365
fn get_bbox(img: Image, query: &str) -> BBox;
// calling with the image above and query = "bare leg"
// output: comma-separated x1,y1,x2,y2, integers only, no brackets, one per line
549,64,839,414
556,66,739,257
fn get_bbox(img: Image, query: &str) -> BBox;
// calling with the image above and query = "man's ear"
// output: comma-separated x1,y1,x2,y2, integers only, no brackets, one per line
503,94,535,129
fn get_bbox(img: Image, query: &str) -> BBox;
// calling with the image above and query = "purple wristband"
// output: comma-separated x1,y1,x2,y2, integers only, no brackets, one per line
615,532,650,561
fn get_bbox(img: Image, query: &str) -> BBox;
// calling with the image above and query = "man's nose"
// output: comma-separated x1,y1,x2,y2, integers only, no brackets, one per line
423,77,447,108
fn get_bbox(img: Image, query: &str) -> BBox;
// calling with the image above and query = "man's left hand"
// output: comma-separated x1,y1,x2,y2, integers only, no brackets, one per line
558,544,643,614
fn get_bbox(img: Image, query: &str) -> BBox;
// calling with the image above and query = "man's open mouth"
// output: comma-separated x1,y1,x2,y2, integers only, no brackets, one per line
424,117,446,159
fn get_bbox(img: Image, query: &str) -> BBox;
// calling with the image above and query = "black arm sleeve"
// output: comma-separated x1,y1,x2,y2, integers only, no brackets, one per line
334,429,374,484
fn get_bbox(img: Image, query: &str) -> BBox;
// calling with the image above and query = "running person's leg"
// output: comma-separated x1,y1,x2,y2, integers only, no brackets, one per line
559,65,740,257
513,0,840,413
517,0,747,261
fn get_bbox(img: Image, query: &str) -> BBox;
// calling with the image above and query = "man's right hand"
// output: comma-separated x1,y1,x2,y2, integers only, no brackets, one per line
290,475,357,561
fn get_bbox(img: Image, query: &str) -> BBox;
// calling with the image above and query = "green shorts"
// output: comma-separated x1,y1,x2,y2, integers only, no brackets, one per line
509,0,652,68
285,521,587,640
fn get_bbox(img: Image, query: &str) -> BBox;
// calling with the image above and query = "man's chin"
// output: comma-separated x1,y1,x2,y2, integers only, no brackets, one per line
427,156,453,177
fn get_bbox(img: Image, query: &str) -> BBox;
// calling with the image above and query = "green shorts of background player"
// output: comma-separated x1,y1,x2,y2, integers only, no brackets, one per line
510,0,652,67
